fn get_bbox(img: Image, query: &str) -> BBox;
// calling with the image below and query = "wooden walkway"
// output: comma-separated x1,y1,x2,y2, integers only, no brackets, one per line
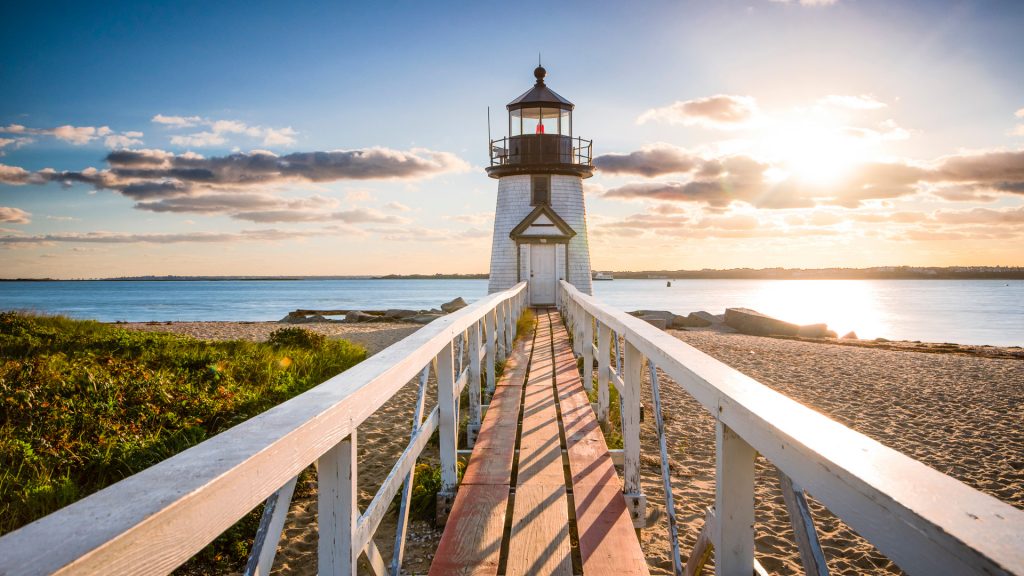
430,309,649,576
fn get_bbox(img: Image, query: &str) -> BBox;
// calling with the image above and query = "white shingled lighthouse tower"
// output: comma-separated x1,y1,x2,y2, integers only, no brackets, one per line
486,65,594,305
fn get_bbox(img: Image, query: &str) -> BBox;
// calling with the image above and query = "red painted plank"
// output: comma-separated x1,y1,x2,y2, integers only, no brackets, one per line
506,484,573,576
428,484,509,576
549,312,650,575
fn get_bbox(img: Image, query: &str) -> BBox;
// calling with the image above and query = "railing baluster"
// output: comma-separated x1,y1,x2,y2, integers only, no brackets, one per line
436,340,458,524
714,421,756,576
777,468,830,576
244,475,297,576
318,430,357,576
596,321,610,428
582,311,594,393
467,321,483,447
504,299,514,353
496,302,507,361
485,310,496,395
390,365,431,574
648,361,683,576
622,339,646,528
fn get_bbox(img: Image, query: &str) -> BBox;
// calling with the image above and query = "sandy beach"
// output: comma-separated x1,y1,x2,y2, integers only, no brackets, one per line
121,320,1024,575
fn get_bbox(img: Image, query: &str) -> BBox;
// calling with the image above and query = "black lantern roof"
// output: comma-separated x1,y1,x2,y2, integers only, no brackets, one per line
507,66,574,111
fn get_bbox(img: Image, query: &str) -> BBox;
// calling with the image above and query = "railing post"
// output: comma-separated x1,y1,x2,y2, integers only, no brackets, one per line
714,421,756,576
436,340,457,525
622,339,647,528
485,310,496,395
467,321,483,447
318,431,357,576
504,299,514,351
581,312,594,393
496,304,507,362
596,321,610,428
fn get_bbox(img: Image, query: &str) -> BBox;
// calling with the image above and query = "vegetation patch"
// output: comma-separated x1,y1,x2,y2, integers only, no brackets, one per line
0,313,365,572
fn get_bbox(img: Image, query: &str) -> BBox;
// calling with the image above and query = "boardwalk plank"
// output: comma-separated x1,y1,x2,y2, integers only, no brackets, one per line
506,485,573,576
550,311,650,575
428,484,508,576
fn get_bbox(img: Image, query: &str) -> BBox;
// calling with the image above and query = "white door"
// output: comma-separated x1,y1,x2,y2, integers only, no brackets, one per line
529,244,556,305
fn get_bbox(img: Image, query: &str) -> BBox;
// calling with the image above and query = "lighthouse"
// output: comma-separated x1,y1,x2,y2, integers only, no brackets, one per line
486,65,594,305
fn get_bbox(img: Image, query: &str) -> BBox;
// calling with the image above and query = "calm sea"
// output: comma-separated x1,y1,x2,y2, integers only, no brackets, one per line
0,279,1021,346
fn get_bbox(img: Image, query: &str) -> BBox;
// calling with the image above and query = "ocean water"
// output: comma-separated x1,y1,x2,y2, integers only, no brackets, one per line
0,279,1021,346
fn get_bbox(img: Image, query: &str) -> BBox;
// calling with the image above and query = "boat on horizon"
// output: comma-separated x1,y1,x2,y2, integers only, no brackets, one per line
593,272,614,281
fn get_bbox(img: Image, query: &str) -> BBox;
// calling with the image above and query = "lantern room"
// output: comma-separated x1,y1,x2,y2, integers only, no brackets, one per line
487,66,593,178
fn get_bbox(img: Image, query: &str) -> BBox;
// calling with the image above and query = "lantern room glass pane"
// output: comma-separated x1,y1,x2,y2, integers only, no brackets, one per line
560,110,571,136
510,109,522,136
522,107,542,134
541,114,557,135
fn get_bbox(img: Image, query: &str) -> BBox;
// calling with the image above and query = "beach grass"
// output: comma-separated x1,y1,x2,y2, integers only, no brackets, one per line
0,312,365,572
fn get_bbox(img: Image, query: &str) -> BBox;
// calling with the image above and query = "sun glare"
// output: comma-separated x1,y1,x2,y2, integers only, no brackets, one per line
760,112,873,185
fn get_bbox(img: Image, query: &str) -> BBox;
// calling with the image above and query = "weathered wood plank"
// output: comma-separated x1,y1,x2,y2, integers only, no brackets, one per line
462,385,521,486
506,484,573,576
428,484,509,576
517,384,565,486
715,422,756,576
549,312,650,575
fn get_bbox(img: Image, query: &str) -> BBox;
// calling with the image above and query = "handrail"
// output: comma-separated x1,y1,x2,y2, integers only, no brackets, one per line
559,280,1024,576
0,282,528,576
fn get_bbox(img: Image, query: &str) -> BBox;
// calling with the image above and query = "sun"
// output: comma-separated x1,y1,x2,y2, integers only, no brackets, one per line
759,111,874,185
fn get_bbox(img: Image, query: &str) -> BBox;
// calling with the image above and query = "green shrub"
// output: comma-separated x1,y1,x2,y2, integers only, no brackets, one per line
267,327,327,350
515,309,535,341
0,312,367,572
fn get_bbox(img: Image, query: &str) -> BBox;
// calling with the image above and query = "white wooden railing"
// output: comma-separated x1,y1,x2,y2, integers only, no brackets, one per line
0,282,528,576
559,280,1024,576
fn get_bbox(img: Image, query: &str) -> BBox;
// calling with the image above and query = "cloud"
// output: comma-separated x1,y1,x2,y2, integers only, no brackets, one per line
638,95,758,128
152,114,203,127
0,206,31,224
104,131,145,149
1,124,141,148
596,143,1024,208
385,201,411,212
46,215,80,222
770,0,838,5
0,136,33,155
594,144,698,177
153,114,298,147
1016,108,1024,119
1,146,467,223
445,212,493,225
820,95,887,110
0,227,356,246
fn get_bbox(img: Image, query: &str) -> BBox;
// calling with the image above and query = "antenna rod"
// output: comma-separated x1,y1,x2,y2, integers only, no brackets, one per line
487,106,492,147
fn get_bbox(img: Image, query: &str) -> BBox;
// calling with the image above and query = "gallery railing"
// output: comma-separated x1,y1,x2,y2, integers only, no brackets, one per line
488,134,593,167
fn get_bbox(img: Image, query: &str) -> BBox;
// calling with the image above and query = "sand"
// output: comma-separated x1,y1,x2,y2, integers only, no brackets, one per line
122,321,1024,575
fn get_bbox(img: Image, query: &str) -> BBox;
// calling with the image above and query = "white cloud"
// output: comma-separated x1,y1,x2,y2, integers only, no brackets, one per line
46,215,81,222
151,114,203,127
385,201,412,212
1015,108,1024,119
638,95,759,129
770,0,838,5
154,114,298,148
820,94,887,110
0,206,31,224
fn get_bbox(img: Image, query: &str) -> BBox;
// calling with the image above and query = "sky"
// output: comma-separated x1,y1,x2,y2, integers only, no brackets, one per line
1,0,1022,278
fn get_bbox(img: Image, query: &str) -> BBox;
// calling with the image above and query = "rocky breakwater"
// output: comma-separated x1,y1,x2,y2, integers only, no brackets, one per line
630,308,837,339
724,307,837,338
279,297,469,325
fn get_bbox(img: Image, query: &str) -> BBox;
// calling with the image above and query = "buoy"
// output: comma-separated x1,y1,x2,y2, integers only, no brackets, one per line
667,281,672,287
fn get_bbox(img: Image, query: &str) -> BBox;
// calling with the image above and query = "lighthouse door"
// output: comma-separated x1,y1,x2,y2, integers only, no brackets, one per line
529,243,556,305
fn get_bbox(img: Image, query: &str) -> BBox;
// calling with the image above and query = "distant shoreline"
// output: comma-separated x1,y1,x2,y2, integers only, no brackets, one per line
1,267,1022,281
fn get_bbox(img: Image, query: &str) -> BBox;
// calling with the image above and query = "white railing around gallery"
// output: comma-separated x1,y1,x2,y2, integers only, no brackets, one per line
0,282,528,576
558,279,1024,576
